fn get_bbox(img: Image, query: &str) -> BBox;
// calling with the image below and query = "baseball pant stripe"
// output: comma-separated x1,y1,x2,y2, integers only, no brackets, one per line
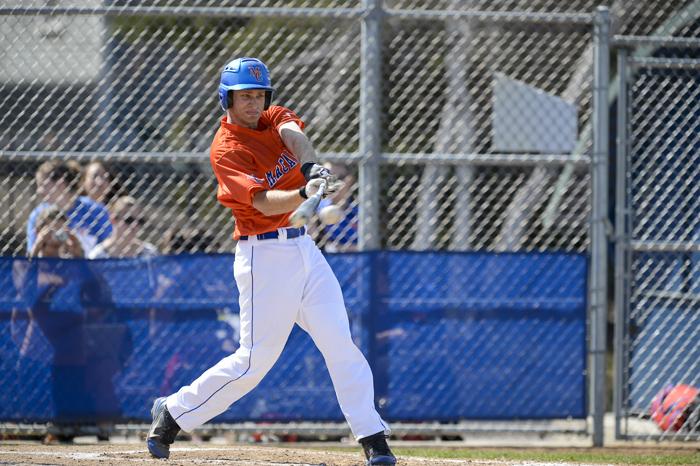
173,246,255,423
165,237,388,437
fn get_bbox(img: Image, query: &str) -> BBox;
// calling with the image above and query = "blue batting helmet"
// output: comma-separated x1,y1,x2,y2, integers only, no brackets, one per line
218,57,274,111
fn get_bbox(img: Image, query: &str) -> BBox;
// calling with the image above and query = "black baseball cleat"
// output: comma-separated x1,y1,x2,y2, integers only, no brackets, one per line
359,431,396,466
146,397,181,459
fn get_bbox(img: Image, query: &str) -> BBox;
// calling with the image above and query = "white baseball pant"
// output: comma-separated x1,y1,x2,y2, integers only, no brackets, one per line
165,230,389,440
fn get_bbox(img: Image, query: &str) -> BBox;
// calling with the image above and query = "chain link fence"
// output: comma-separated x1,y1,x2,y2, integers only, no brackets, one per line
0,0,693,255
614,37,700,441
0,0,698,443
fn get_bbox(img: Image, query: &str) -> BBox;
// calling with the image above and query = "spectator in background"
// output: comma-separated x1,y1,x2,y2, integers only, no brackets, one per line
317,162,358,252
28,206,129,442
27,161,112,255
88,196,158,259
162,227,218,254
82,161,116,206
19,206,90,443
29,206,84,259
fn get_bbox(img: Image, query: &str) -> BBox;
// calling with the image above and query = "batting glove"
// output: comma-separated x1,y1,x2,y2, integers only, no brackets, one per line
300,162,345,194
300,162,331,181
301,177,344,199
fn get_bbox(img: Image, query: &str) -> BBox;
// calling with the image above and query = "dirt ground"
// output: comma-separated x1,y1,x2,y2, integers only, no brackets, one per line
0,442,496,466
1,441,697,466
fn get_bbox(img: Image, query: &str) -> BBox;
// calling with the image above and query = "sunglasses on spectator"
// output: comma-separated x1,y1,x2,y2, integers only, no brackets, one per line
120,215,145,225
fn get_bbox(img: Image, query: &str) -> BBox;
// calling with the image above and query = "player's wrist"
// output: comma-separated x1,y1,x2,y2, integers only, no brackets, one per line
299,186,308,199
300,162,315,180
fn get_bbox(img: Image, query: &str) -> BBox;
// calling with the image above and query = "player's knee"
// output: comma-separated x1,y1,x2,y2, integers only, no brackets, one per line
249,343,285,371
319,337,363,364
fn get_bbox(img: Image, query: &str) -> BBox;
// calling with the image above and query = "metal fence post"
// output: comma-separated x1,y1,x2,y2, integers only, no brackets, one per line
613,46,629,441
359,0,382,251
591,5,610,448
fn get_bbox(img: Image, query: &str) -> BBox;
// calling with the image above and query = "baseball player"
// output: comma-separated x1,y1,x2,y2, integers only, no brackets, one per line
146,57,396,465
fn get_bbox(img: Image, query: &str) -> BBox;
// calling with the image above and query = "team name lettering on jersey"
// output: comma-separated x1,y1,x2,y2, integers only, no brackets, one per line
246,174,265,185
265,151,298,187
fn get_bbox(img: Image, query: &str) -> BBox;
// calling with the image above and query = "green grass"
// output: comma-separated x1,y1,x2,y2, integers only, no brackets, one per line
391,447,700,465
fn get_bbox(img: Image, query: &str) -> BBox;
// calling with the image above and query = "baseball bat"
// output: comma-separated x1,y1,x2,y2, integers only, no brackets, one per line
289,179,327,227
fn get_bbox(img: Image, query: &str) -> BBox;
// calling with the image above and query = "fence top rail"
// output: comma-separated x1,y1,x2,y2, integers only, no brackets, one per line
0,5,593,24
0,5,364,18
631,240,700,253
613,35,700,49
628,57,700,69
386,8,592,25
0,151,364,164
380,152,591,167
0,151,591,167
0,151,210,164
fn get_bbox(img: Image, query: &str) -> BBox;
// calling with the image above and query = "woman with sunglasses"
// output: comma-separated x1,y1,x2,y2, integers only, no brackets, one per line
88,196,158,259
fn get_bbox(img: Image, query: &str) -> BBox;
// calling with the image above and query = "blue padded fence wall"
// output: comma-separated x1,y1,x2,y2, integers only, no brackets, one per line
0,252,587,424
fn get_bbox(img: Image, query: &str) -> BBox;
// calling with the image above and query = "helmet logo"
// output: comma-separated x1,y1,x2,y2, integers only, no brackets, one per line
248,65,263,82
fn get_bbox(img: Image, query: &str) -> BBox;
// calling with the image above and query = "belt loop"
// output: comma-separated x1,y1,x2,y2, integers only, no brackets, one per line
279,227,287,241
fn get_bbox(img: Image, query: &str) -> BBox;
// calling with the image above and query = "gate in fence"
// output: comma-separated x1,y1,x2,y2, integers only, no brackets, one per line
614,36,700,441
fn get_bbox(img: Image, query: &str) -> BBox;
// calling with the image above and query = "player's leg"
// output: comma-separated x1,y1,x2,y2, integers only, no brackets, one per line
168,242,304,429
148,241,304,457
296,237,395,465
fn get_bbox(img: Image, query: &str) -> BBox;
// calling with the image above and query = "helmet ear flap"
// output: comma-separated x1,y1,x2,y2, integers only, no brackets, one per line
218,87,227,111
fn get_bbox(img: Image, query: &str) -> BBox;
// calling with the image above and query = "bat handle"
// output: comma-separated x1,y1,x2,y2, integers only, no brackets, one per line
317,178,328,197
289,178,328,227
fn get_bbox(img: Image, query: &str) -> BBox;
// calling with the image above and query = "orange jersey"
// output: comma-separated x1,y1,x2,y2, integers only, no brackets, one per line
210,105,307,240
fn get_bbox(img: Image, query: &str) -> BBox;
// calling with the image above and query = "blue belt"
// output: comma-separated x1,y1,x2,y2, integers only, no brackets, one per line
239,226,305,241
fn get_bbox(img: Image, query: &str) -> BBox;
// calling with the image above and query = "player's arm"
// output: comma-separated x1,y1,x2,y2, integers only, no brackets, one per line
252,179,325,217
252,189,304,216
279,122,329,181
278,121,316,165
213,149,297,217
276,112,335,184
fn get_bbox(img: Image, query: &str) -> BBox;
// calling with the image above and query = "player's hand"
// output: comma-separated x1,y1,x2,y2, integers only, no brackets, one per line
324,176,344,196
304,177,345,197
304,178,327,198
64,231,84,258
301,162,345,195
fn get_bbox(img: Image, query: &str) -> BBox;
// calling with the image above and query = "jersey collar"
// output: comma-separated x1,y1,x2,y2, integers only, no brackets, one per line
221,116,267,132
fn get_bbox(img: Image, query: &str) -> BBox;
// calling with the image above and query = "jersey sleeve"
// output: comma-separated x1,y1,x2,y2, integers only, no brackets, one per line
262,105,305,131
212,150,267,206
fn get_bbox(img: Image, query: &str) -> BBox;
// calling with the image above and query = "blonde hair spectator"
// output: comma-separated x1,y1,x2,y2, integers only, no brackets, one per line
88,196,158,259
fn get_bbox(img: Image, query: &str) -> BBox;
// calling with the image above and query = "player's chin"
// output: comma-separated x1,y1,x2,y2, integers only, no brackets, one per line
245,112,261,122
